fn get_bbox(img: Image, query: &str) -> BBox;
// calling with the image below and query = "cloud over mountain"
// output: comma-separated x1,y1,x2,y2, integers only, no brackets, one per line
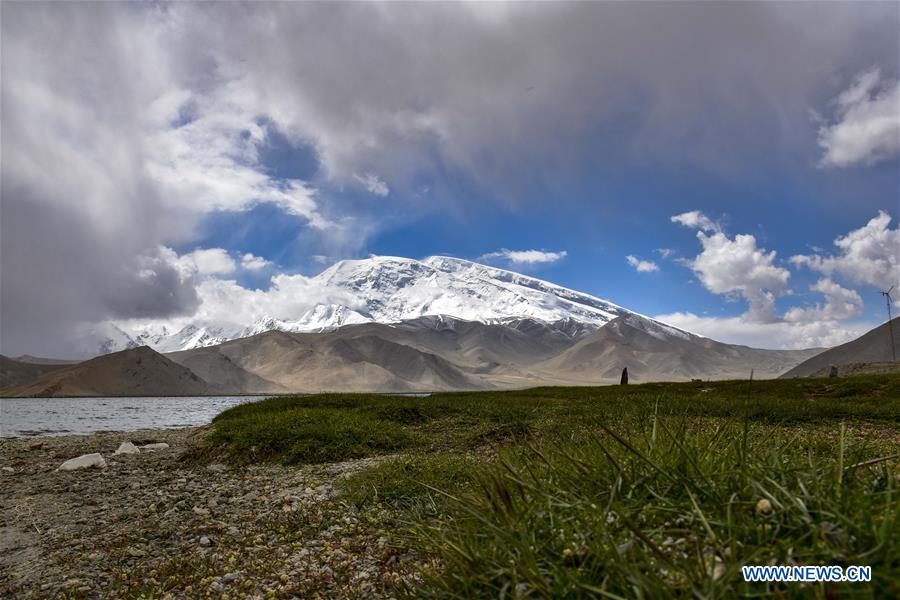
480,249,568,266
1,2,897,356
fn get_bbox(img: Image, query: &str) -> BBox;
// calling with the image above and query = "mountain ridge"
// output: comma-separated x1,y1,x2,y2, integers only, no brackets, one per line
90,255,694,356
2,314,827,396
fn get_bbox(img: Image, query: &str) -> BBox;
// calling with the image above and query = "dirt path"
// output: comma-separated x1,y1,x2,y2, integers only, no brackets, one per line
0,428,425,598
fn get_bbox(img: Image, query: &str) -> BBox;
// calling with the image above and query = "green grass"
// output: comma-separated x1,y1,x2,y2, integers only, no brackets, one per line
207,405,418,463
341,453,480,510
412,421,899,598
204,375,900,597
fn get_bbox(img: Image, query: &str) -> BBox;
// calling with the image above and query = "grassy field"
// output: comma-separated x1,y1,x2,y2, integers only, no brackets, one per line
204,375,900,598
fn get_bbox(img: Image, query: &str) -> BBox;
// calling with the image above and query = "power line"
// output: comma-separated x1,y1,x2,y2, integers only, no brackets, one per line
881,286,896,362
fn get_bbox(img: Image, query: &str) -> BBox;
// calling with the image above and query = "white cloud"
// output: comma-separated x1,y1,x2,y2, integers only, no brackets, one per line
166,247,275,275
189,249,236,276
656,248,676,259
144,81,329,227
684,229,790,322
818,68,900,168
626,255,659,273
664,211,892,348
671,210,721,233
790,211,900,289
479,249,568,265
121,272,368,335
240,253,272,271
783,278,864,322
353,173,390,197
656,311,873,350
163,247,236,277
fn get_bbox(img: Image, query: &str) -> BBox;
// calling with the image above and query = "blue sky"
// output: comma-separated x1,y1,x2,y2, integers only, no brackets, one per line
2,1,898,355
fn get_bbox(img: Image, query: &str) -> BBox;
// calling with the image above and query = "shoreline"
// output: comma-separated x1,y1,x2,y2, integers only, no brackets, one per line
0,427,424,598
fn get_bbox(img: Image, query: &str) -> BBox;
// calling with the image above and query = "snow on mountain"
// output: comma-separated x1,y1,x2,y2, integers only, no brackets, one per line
93,255,682,355
316,256,630,325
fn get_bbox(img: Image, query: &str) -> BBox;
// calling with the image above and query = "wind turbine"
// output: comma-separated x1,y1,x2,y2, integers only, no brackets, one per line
881,286,896,362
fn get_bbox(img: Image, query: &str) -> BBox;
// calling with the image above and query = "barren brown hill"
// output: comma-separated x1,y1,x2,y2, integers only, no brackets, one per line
535,316,823,383
780,318,900,378
166,315,823,392
170,327,482,393
166,348,288,394
2,346,217,397
0,355,70,390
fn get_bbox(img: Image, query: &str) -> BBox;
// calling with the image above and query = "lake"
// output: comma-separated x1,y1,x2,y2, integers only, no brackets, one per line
0,396,269,437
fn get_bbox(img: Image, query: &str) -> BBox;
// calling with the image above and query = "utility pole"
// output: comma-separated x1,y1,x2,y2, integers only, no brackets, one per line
882,287,896,362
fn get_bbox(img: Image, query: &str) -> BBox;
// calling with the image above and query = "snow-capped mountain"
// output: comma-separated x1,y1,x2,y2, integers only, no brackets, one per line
93,255,682,355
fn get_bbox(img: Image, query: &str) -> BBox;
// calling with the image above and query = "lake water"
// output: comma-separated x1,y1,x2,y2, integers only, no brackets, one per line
0,396,269,437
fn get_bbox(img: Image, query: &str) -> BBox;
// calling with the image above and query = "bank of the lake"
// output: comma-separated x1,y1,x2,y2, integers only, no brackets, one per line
0,426,426,598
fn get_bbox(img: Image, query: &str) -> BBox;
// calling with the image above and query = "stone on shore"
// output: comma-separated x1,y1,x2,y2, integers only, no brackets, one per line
139,443,169,452
57,453,107,471
113,441,140,455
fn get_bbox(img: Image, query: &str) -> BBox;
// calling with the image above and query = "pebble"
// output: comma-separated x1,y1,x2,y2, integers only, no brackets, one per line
57,453,107,471
755,498,774,516
140,443,170,452
114,441,140,455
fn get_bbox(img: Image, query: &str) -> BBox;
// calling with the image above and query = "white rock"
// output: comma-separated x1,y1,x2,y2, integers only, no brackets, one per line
2,466,15,473
139,443,170,452
113,441,140,455
57,453,107,471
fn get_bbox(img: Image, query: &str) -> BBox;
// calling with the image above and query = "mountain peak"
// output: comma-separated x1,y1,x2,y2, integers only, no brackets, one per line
98,254,663,355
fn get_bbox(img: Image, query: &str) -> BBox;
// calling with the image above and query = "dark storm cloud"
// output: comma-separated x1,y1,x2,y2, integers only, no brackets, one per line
184,1,898,190
0,2,200,356
1,1,897,356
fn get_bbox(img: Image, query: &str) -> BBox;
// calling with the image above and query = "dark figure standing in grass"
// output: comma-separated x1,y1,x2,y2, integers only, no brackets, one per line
620,367,628,385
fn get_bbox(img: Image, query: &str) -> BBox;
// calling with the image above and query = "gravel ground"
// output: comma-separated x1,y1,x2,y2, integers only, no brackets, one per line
0,427,427,599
